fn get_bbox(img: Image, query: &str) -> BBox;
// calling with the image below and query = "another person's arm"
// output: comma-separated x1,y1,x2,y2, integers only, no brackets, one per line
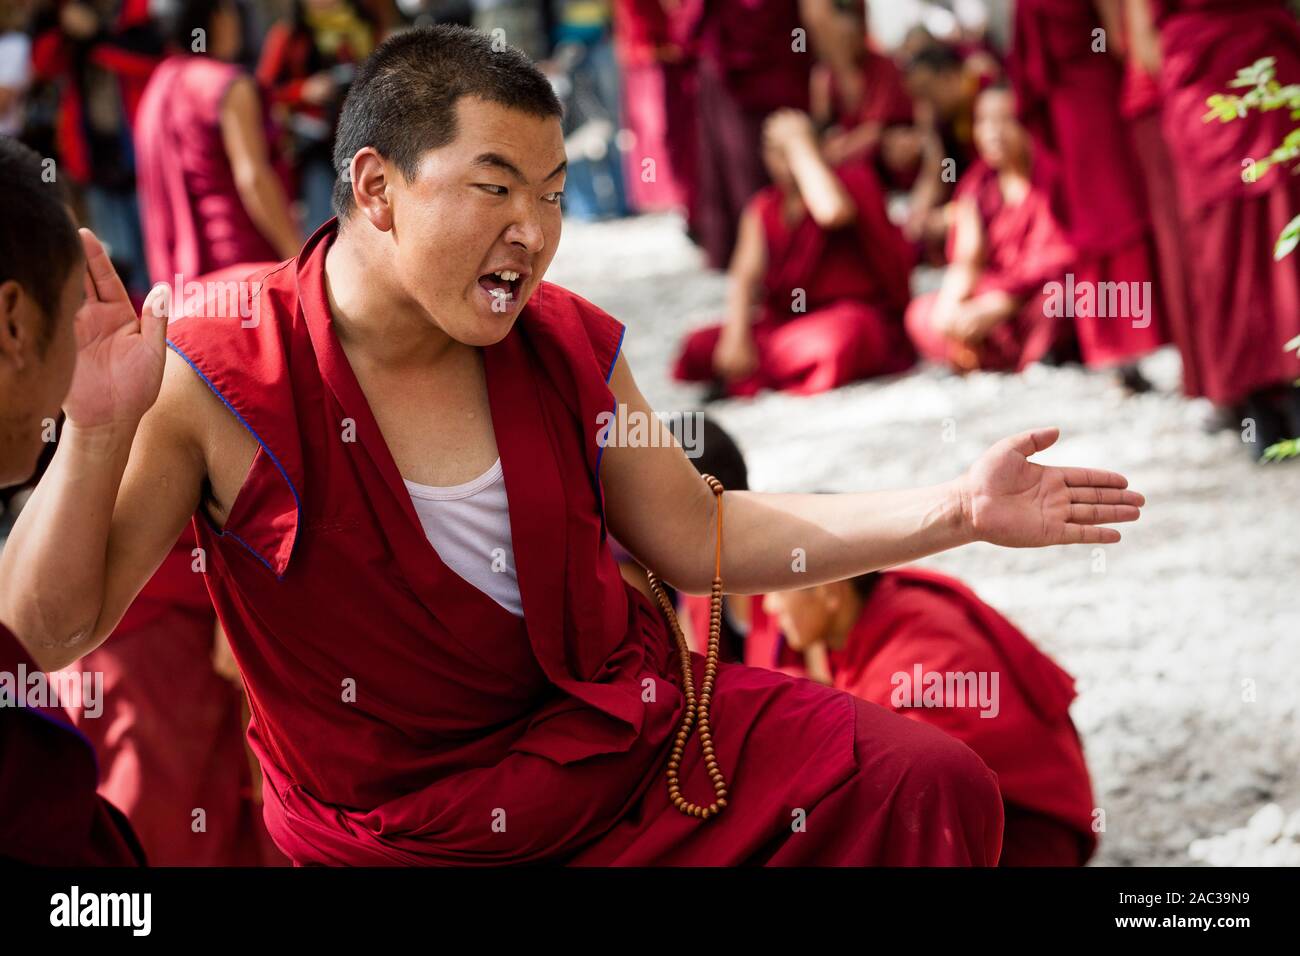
767,110,855,229
712,204,767,383
0,233,206,671
930,194,985,330
220,76,301,260
602,355,1143,596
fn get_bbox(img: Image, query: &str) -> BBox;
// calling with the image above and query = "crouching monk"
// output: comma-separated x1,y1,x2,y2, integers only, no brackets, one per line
0,27,1145,866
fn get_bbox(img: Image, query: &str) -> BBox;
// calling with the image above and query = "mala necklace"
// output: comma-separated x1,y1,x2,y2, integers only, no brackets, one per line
645,474,730,821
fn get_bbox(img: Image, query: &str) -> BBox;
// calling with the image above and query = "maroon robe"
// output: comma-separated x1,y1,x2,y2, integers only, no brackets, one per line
134,55,281,286
675,0,812,268
906,160,1076,371
1151,0,1300,405
1122,57,1200,396
674,161,916,396
0,622,145,865
744,570,1097,866
613,0,697,215
59,528,286,866
1009,0,1166,366
162,222,1002,865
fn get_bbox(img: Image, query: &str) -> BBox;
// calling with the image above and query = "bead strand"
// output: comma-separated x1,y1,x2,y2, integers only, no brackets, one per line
646,474,730,820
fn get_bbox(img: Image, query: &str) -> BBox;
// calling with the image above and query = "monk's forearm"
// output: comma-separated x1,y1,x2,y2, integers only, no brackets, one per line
0,422,134,668
236,168,301,261
786,137,854,228
700,483,974,595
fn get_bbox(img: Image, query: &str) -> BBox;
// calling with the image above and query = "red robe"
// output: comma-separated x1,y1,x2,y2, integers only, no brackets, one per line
1150,0,1300,405
613,0,697,215
0,622,145,865
1122,58,1200,396
162,222,1002,865
745,570,1097,866
59,528,285,866
905,160,1076,371
1009,0,1166,366
674,162,916,396
134,55,281,285
675,0,812,268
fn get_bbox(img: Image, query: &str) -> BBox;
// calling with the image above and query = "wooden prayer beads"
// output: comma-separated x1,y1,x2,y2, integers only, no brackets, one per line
645,474,730,821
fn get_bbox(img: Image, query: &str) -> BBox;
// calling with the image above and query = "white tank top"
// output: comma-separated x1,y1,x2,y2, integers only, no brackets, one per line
403,458,524,617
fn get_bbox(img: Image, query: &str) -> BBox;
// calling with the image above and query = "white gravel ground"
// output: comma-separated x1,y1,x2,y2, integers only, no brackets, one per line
548,211,1300,867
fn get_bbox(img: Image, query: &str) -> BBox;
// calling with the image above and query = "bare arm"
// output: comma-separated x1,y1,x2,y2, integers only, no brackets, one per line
0,234,205,670
220,76,301,261
766,111,856,229
601,355,1144,596
931,195,986,325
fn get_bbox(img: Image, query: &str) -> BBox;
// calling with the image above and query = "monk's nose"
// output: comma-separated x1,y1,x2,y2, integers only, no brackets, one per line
506,207,546,256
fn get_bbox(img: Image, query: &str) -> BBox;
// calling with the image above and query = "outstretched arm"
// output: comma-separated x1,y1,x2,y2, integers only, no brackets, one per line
601,355,1144,595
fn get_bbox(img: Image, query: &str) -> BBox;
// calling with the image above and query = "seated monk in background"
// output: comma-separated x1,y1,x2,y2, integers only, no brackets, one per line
673,109,915,398
810,0,921,189
905,84,1075,372
761,569,1098,867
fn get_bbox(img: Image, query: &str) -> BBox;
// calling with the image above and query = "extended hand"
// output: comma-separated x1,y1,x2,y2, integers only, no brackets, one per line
957,428,1144,547
63,229,170,430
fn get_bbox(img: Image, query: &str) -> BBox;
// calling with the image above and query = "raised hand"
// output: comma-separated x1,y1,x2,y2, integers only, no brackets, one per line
63,229,170,429
957,428,1144,547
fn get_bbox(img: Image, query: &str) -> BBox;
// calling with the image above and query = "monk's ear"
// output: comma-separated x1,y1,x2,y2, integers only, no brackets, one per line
0,281,30,371
348,147,393,232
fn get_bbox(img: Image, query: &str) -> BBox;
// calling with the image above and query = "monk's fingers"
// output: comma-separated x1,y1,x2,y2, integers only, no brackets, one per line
1063,523,1122,545
1068,485,1145,507
140,283,172,352
1060,466,1129,490
1068,503,1141,525
79,228,130,305
1001,426,1060,459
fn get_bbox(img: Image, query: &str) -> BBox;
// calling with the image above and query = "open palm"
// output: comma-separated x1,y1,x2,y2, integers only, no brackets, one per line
960,428,1144,547
63,229,169,429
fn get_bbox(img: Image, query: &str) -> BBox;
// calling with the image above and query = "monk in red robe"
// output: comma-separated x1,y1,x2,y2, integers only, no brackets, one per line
134,0,300,286
1145,0,1300,453
1120,0,1198,400
809,0,919,188
1009,0,1166,374
905,84,1076,372
57,526,285,866
674,109,915,397
0,137,143,865
612,0,696,216
1,26,1145,866
760,569,1098,866
674,0,842,268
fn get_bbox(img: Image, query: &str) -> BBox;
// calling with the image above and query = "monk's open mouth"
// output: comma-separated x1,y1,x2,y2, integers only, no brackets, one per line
477,270,522,301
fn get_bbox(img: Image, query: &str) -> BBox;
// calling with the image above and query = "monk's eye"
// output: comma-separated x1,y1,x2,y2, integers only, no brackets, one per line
543,191,564,205
476,184,508,196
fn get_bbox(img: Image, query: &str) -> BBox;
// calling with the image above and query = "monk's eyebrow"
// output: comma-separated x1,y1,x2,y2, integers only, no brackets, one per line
470,152,567,185
471,152,527,182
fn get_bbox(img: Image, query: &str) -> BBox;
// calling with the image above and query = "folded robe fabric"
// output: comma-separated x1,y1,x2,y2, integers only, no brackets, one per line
162,223,1004,865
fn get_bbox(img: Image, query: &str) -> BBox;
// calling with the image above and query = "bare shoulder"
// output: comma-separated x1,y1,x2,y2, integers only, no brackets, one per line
149,346,258,528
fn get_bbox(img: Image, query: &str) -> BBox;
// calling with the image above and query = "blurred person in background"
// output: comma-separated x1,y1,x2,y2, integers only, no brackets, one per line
29,0,162,298
134,0,300,285
0,0,33,137
258,0,376,231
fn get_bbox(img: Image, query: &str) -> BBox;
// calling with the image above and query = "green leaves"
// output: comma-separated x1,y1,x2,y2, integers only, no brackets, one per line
1275,214,1300,260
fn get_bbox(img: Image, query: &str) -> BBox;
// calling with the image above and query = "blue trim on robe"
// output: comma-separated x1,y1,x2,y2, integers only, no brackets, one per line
165,339,303,580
